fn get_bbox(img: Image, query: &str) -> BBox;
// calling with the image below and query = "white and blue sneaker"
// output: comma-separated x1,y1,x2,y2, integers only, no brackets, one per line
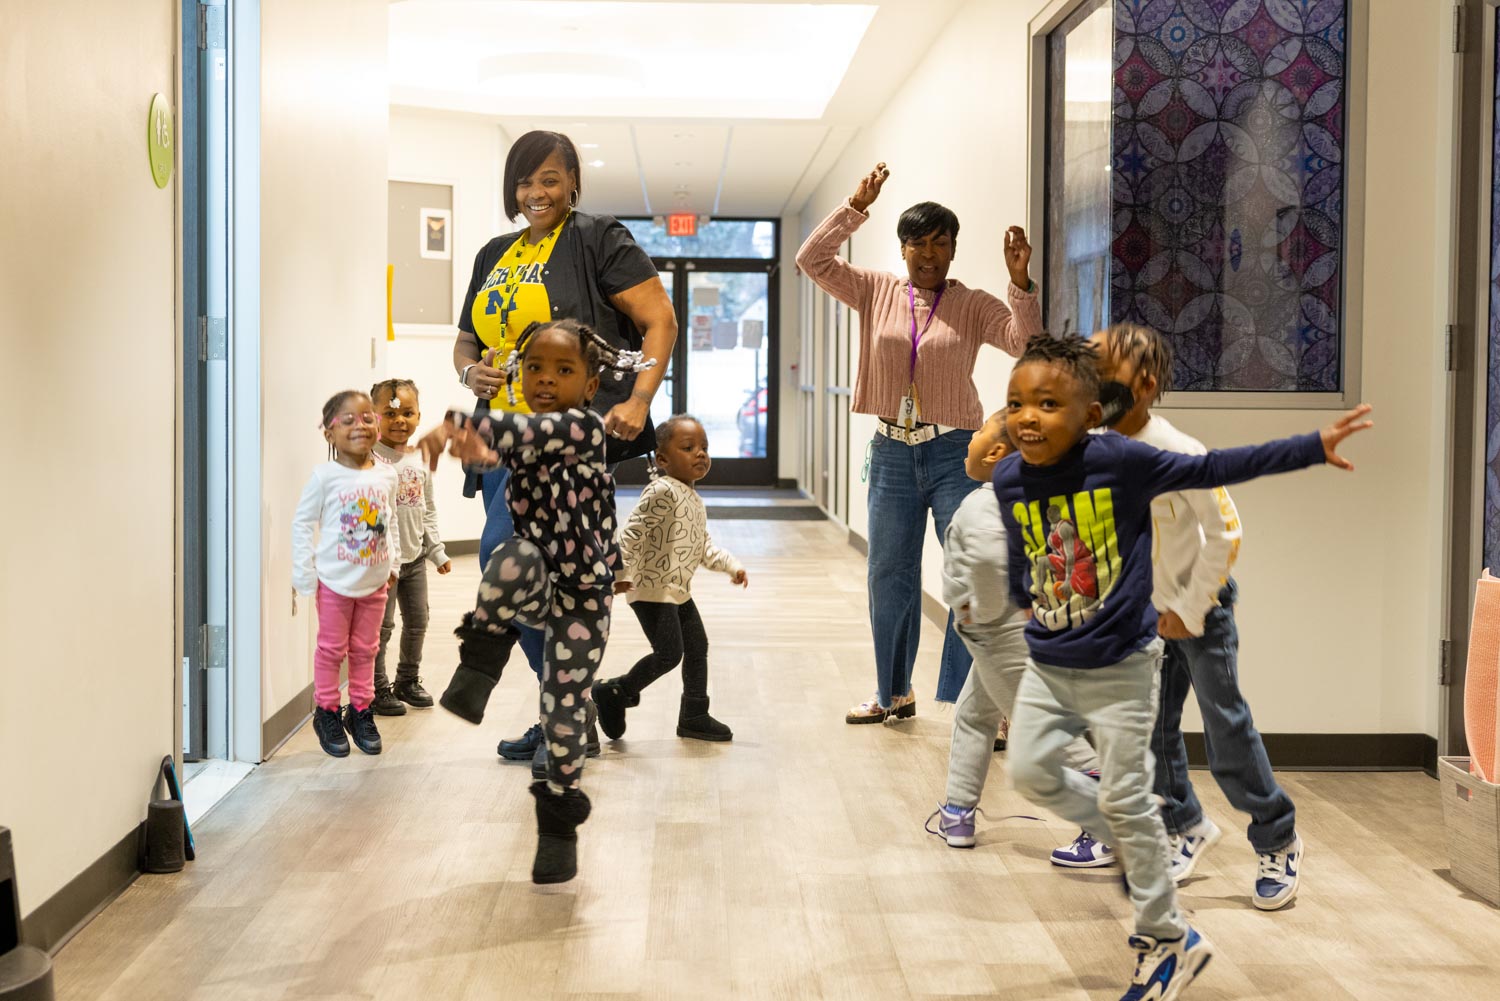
1167,817,1222,884
1051,830,1116,868
1119,927,1215,1001
1253,835,1303,910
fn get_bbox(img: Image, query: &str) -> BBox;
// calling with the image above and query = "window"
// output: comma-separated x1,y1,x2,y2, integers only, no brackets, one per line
620,217,776,259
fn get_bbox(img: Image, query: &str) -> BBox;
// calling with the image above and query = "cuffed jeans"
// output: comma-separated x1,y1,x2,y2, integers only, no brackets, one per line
866,429,977,706
1151,580,1297,853
1009,641,1185,941
480,466,545,676
947,614,1098,808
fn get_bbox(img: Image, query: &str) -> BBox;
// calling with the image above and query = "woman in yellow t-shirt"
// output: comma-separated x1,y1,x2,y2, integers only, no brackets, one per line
450,130,676,764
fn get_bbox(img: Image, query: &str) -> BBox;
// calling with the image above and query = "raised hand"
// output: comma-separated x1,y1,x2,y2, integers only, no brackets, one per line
1320,404,1374,471
1004,226,1032,288
849,162,889,213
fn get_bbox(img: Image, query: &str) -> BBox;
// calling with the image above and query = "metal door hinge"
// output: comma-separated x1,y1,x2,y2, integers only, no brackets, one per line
1455,3,1467,54
199,316,226,361
1440,638,1454,686
199,3,226,51
200,623,227,673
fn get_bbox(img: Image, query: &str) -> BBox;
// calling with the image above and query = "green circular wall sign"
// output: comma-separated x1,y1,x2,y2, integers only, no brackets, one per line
147,93,173,189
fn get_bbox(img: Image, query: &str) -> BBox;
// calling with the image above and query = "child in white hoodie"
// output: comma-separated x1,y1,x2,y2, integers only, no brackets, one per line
593,415,747,742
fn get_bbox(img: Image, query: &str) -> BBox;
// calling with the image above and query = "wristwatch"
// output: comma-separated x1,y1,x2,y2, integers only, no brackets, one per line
459,363,476,388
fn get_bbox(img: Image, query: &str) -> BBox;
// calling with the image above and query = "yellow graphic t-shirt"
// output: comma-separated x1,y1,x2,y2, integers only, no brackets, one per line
468,215,568,413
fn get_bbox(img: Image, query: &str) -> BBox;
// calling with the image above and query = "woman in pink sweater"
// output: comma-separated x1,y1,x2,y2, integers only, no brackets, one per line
796,163,1042,723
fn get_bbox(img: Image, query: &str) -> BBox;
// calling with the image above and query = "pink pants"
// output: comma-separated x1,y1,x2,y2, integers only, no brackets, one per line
315,582,389,711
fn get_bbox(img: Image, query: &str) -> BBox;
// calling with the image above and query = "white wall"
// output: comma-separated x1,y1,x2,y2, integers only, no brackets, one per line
384,109,505,544
259,0,390,724
0,0,178,915
799,0,1452,736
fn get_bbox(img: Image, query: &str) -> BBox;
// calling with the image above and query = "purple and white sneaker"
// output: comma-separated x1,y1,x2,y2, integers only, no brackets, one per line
1119,926,1215,1000
924,803,979,848
1051,829,1116,868
1168,818,1222,884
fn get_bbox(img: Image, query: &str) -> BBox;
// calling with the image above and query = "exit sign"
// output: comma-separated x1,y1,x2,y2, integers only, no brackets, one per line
667,213,698,237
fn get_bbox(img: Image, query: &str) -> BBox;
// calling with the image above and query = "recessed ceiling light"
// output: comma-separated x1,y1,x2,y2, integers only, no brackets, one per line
673,132,695,141
674,161,692,167
588,159,606,168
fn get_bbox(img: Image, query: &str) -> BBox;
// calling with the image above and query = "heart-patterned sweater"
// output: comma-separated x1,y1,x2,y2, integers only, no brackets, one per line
617,474,742,604
458,407,618,588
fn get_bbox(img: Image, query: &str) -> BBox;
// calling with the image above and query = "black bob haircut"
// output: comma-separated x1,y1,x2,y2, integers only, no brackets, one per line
503,131,582,221
1015,332,1101,403
897,201,960,244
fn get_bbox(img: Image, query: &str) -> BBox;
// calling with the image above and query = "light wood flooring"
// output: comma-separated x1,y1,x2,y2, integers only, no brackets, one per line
55,519,1500,1000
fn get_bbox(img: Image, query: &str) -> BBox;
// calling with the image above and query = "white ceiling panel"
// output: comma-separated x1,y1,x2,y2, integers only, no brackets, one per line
714,125,829,216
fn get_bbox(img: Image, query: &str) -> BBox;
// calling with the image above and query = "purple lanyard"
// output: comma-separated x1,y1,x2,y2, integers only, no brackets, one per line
908,282,945,379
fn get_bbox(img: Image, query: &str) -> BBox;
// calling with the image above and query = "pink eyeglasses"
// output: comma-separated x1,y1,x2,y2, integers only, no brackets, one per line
325,411,379,429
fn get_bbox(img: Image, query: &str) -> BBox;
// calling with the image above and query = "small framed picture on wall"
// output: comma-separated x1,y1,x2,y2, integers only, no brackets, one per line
419,207,451,260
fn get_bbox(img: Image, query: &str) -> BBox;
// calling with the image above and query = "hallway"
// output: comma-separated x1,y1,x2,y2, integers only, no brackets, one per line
51,520,1500,1001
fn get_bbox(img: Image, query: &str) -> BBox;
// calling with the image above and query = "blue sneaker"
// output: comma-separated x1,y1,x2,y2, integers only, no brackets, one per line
1253,835,1303,910
1051,830,1116,868
924,804,979,848
1168,818,1222,884
1119,927,1215,1001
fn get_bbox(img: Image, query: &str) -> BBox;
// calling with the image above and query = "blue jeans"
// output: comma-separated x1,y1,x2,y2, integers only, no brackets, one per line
1151,580,1297,853
865,428,977,706
479,467,545,678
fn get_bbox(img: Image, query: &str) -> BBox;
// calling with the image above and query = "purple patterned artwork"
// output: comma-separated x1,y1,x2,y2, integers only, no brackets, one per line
1111,0,1346,392
1484,7,1500,571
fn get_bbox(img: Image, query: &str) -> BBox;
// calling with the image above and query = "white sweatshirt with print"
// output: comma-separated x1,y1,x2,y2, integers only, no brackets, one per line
617,475,742,604
1134,415,1243,635
291,461,402,598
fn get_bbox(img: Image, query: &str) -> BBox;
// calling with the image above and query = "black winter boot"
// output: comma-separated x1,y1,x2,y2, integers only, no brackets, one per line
529,781,592,884
677,695,733,742
438,613,517,724
591,678,640,740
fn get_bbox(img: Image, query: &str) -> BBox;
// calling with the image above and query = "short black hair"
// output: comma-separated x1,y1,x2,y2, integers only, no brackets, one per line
503,131,581,221
369,378,418,408
1015,332,1101,403
897,201,959,244
655,413,701,451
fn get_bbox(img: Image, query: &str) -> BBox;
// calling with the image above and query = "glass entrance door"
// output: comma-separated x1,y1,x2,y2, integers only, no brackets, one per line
623,259,777,485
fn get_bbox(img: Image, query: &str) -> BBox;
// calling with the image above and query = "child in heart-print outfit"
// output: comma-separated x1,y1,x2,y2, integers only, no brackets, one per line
418,317,655,886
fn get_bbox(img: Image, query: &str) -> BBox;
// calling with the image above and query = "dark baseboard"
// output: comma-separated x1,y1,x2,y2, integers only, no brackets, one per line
775,478,798,490
445,539,480,557
847,529,868,556
706,506,825,521
1185,732,1439,772
262,682,314,759
22,824,140,955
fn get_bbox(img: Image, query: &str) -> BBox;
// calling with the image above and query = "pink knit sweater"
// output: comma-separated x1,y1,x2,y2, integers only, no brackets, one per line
796,201,1043,430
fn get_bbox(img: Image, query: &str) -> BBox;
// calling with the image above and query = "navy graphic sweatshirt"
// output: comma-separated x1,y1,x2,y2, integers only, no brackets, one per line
991,430,1325,669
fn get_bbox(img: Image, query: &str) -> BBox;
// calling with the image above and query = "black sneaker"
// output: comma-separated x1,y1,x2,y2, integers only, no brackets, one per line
372,685,407,717
341,704,383,755
499,721,544,761
394,677,434,709
313,706,350,757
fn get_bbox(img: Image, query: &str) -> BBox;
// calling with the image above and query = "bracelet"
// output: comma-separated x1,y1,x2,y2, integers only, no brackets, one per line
630,387,654,403
459,363,476,388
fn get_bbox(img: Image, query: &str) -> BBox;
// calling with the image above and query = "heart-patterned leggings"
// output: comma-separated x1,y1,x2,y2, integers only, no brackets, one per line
473,537,612,791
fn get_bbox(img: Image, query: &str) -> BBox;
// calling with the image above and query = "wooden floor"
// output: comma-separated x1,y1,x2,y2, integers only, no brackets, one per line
55,519,1500,1000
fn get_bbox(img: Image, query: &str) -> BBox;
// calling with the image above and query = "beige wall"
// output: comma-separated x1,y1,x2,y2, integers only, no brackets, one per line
800,0,1452,736
0,0,178,914
259,0,390,723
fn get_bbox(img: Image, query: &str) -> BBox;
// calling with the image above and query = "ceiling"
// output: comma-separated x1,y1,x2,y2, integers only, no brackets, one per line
387,0,968,217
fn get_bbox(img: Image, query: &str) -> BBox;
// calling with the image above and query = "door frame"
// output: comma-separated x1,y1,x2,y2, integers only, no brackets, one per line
621,254,780,486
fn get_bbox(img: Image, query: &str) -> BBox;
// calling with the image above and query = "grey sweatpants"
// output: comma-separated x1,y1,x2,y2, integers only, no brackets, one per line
1009,641,1185,941
946,614,1099,808
374,558,429,689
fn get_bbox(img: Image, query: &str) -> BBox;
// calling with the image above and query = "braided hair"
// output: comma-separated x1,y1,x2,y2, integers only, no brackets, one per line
500,318,656,406
320,389,371,461
369,378,418,408
1015,332,1101,403
1100,323,1173,401
648,413,702,480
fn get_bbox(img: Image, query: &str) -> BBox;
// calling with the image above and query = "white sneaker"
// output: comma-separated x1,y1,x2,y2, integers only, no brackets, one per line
1167,818,1222,884
1253,835,1304,910
1051,830,1116,868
